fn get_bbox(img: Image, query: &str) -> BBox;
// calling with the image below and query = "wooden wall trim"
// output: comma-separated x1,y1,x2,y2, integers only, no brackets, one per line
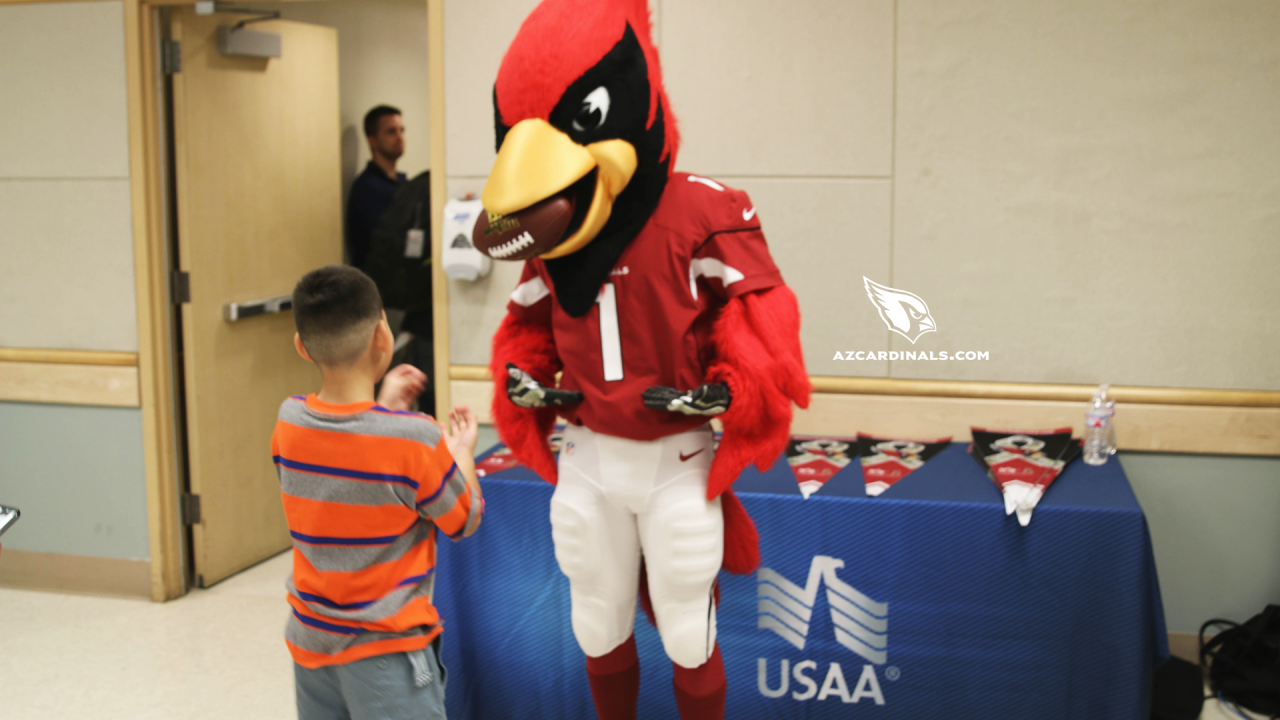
0,348,138,366
127,0,186,601
448,364,1280,409
428,0,450,419
806,377,1280,409
0,0,115,4
0,549,152,599
1167,632,1202,666
450,365,492,381
0,362,140,406
450,377,1280,457
790,392,1280,456
128,0,186,601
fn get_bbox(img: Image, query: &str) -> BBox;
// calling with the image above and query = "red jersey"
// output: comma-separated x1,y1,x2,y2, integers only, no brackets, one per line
507,173,784,441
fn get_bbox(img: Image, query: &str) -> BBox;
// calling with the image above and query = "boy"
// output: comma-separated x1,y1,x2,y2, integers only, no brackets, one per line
271,265,483,720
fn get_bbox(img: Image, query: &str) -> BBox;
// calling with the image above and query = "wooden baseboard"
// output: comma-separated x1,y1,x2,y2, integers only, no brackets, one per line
1168,632,1204,665
0,549,152,599
450,378,1280,456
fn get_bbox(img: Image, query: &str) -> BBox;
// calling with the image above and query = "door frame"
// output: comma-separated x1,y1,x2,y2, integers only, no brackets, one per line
108,0,449,600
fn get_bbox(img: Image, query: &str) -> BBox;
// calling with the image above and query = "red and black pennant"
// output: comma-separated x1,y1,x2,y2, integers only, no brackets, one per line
856,433,952,497
970,426,1082,525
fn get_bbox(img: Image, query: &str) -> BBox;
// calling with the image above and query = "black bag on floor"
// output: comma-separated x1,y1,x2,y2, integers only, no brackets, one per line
1201,605,1280,717
1149,656,1203,720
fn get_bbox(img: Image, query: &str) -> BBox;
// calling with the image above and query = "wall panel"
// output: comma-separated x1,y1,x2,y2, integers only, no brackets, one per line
0,1,130,179
1124,452,1280,633
728,177,893,377
0,402,150,560
443,0,541,179
892,0,1280,390
662,0,894,178
0,1,137,354
0,179,138,351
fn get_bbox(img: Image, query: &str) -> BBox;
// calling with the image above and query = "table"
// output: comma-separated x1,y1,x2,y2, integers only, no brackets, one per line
434,441,1167,719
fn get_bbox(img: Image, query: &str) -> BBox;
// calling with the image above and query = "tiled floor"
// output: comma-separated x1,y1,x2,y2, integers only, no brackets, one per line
0,551,1265,719
0,552,295,720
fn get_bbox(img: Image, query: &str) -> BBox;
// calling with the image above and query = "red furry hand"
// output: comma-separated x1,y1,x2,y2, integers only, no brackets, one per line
506,363,583,408
641,383,730,416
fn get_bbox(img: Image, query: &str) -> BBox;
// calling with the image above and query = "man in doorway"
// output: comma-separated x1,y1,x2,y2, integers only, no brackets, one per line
345,105,406,269
346,105,435,414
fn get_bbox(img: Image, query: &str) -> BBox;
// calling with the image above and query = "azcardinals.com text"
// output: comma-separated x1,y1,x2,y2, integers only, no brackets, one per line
833,350,990,361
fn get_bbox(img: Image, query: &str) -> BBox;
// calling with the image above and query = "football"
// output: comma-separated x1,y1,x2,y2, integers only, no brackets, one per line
472,194,576,261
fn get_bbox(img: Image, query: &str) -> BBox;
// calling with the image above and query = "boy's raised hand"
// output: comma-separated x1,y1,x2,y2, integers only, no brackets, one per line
443,406,483,537
444,406,479,458
377,364,427,411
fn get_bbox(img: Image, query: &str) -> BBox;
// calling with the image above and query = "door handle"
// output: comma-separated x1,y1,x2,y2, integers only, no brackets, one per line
223,294,293,322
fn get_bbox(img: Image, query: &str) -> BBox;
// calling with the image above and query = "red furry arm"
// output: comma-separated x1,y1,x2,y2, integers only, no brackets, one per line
705,285,811,499
490,312,560,484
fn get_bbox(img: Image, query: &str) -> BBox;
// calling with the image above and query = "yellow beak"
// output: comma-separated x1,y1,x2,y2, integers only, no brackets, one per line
481,118,637,259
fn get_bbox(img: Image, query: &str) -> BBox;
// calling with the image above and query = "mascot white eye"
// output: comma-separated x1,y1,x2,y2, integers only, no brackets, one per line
572,86,610,132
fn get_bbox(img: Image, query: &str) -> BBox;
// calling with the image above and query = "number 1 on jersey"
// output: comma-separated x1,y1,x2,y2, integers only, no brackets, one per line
596,282,624,381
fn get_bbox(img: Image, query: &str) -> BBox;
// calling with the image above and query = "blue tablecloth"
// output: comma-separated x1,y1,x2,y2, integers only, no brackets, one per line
435,442,1167,719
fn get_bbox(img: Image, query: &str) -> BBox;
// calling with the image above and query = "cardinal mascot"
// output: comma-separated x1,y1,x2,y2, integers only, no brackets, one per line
478,1,810,717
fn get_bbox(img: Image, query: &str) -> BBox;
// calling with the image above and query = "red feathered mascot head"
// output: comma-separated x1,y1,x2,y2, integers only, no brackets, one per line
484,0,678,317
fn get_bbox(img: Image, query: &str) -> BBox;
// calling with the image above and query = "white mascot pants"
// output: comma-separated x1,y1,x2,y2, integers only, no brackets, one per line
550,423,723,669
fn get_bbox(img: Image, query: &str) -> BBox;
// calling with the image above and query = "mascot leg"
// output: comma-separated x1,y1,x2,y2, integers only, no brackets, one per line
585,634,640,720
673,644,726,719
551,425,644,719
556,424,725,718
636,427,726,719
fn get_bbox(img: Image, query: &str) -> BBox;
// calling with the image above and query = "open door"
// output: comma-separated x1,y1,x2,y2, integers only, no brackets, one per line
168,8,342,586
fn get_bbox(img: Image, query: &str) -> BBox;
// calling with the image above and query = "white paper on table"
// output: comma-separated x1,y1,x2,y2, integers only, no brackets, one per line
864,481,890,497
797,480,825,499
1001,480,1046,527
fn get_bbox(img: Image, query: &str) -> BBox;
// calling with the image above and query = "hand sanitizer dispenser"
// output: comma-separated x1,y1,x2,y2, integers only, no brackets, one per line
442,198,491,281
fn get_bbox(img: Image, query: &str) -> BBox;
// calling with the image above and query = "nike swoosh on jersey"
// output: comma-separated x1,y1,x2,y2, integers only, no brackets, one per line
679,449,705,462
742,207,757,221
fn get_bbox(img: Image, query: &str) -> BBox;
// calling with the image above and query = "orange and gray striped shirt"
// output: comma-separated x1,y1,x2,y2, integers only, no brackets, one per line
270,394,482,668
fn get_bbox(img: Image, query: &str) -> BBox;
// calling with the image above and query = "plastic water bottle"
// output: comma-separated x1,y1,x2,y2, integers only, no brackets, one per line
1083,384,1117,465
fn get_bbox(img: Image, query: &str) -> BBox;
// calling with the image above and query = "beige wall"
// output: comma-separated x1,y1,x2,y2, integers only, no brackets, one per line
442,0,1280,393
0,2,152,564
892,0,1280,391
0,1,138,352
443,0,540,366
260,0,431,202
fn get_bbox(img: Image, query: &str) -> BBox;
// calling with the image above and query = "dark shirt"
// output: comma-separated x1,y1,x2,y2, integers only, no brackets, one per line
346,161,406,269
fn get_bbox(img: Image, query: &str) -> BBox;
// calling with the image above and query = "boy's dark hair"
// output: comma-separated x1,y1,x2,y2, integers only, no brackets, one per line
293,265,383,367
363,105,401,138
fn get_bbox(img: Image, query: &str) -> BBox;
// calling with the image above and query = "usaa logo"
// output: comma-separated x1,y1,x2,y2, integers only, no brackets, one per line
755,555,893,705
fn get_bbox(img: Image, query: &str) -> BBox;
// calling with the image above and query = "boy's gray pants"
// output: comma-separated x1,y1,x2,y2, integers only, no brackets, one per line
295,637,446,720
